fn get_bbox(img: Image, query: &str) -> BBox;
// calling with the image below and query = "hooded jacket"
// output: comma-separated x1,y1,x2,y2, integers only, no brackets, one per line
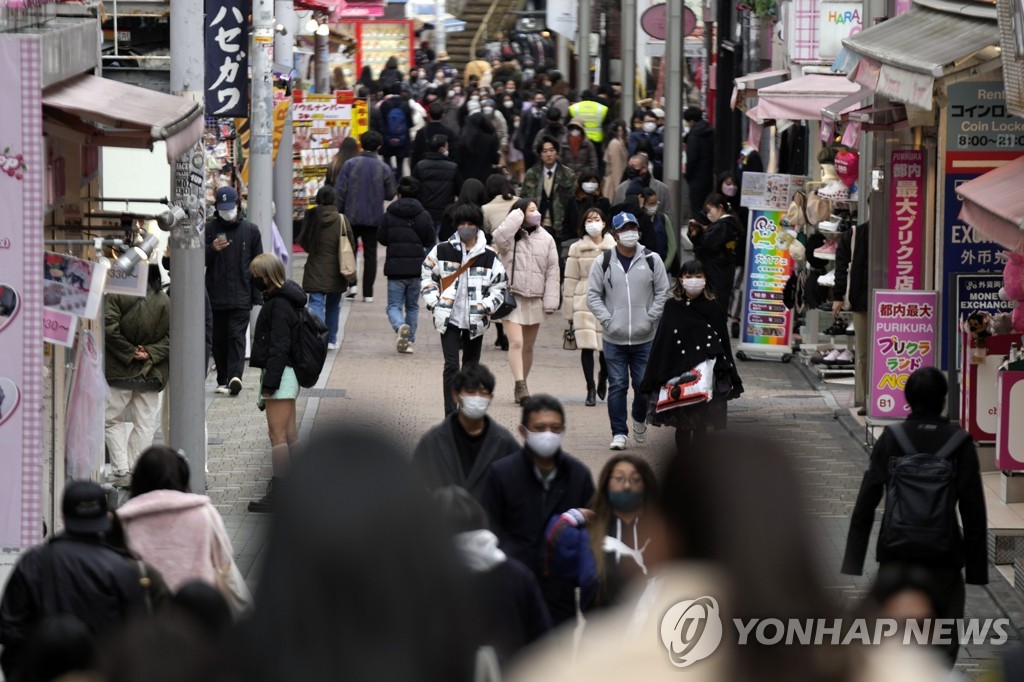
586,245,670,346
301,205,349,294
205,214,264,310
560,119,598,175
377,197,436,279
492,210,561,310
104,288,171,390
421,231,508,339
563,234,617,350
412,151,461,220
250,279,306,392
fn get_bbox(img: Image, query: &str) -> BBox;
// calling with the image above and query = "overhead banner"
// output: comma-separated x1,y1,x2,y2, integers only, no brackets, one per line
887,149,925,289
205,0,250,117
869,290,938,419
0,34,45,548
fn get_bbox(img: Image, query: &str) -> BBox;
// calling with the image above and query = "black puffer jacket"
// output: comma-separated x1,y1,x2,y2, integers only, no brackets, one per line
413,152,461,220
250,280,305,392
205,215,264,310
377,197,436,279
834,221,869,312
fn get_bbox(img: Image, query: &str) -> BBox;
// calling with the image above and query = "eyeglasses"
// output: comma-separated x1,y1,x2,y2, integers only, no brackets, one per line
610,475,644,486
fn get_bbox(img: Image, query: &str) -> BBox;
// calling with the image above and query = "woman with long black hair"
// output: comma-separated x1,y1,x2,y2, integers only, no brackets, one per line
687,192,743,310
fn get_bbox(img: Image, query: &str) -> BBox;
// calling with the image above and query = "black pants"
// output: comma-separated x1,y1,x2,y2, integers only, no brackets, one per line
580,349,607,390
211,308,251,386
353,224,378,298
877,563,965,668
441,325,483,415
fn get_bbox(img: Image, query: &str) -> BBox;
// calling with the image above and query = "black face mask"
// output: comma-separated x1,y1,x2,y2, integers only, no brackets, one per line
254,278,268,292
548,122,561,130
625,167,640,179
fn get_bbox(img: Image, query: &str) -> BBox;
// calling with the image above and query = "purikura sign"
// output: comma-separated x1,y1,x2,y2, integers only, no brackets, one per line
888,149,926,289
870,290,938,419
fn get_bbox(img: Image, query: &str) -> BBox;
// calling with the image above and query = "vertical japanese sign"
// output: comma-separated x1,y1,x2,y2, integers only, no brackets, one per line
0,34,44,548
869,290,938,419
205,0,249,117
292,91,360,215
738,210,795,348
887,149,925,289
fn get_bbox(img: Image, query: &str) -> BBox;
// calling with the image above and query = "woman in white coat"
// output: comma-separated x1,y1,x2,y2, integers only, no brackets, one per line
492,198,561,405
563,207,616,405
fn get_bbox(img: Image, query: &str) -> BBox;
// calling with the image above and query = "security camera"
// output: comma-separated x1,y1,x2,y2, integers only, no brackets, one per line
115,234,161,274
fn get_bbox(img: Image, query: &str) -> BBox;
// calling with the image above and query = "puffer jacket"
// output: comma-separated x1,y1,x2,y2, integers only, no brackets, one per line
204,215,263,310
563,234,616,350
301,205,348,294
104,289,171,390
482,196,518,235
586,245,670,346
421,230,508,339
492,209,561,311
250,280,305,392
560,119,598,176
412,151,461,220
377,197,436,279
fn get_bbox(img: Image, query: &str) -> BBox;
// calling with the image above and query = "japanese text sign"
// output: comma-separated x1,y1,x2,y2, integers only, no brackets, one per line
205,0,249,118
887,150,925,289
739,210,794,348
870,290,938,419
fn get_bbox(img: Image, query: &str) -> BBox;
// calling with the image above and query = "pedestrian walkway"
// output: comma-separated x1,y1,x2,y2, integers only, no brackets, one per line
207,249,1020,675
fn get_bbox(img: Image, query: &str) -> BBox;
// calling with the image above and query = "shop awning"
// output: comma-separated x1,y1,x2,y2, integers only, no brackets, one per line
839,5,1000,110
745,73,864,123
957,156,1024,254
42,74,204,163
731,69,789,111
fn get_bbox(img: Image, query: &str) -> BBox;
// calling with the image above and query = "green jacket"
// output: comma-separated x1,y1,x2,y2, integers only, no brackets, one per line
104,289,171,391
521,162,577,241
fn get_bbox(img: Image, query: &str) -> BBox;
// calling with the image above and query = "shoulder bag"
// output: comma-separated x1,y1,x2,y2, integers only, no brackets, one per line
490,239,517,320
337,214,356,279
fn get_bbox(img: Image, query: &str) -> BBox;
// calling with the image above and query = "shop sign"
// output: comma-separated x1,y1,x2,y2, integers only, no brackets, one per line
0,34,45,548
737,209,795,350
887,149,925,289
105,262,149,298
997,371,1024,469
818,2,862,60
949,273,1013,372
946,82,1024,153
640,3,698,40
291,91,363,218
869,290,938,419
205,0,250,118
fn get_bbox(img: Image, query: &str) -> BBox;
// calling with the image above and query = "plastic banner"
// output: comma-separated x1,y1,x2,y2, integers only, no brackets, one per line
869,290,938,418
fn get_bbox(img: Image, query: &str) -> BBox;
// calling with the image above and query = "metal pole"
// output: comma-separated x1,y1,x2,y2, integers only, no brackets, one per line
275,0,295,277
251,0,275,251
576,0,591,93
434,0,446,55
557,33,570,77
169,0,207,492
621,0,636,121
664,0,683,234
314,26,330,93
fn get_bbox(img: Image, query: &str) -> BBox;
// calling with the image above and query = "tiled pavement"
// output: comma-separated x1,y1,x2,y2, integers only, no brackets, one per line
204,250,1021,677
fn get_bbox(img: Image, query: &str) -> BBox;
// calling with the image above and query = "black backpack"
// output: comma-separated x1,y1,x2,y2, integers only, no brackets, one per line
879,423,969,561
290,307,329,388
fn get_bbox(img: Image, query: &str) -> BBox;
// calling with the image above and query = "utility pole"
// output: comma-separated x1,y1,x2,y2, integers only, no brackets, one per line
250,0,276,253
314,21,330,92
169,0,207,492
621,0,636,121
274,0,295,277
557,34,570,77
434,0,446,55
576,0,591,93
663,0,683,234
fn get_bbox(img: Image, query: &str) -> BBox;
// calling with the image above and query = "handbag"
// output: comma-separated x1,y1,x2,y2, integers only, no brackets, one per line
338,215,356,279
562,327,578,351
655,359,716,413
489,238,518,320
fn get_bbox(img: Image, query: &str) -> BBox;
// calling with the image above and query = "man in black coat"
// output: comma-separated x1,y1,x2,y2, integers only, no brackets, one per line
833,220,869,413
377,176,436,354
411,101,458,168
0,481,153,680
377,83,415,182
842,367,987,668
683,107,715,218
412,134,461,236
481,395,595,625
205,186,263,396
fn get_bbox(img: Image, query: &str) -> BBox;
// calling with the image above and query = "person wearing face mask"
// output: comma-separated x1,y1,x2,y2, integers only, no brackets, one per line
247,253,307,512
531,107,568,156
627,112,664,180
412,363,520,501
563,208,615,406
640,259,743,452
602,119,630,199
481,395,596,625
563,172,611,262
205,185,264,396
559,119,598,176
612,153,673,219
521,135,578,273
492,200,561,405
688,193,742,311
640,187,679,274
422,203,509,415
411,101,458,169
587,211,670,451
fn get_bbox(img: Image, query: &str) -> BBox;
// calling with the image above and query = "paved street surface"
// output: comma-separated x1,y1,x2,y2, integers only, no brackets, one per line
201,250,1021,677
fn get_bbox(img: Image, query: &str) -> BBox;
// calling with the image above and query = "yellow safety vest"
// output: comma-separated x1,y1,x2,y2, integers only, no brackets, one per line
569,101,608,144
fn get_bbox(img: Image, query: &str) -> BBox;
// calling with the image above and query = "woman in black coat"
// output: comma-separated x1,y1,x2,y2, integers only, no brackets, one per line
687,192,742,311
563,171,611,246
456,112,500,187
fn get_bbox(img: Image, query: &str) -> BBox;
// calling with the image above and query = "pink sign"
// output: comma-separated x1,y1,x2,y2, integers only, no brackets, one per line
887,149,925,289
997,371,1024,469
640,3,698,40
0,34,45,548
43,309,77,348
870,290,938,419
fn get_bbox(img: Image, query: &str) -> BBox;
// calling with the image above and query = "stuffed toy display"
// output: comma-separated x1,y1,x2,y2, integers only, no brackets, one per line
962,311,993,345
999,251,1024,334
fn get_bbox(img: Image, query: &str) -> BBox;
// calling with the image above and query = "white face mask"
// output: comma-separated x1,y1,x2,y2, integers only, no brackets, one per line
645,204,658,216
682,277,706,296
524,430,562,458
483,107,494,116
581,181,599,193
617,230,640,248
460,395,490,419
643,122,657,133
218,208,238,222
569,129,582,137
585,221,604,237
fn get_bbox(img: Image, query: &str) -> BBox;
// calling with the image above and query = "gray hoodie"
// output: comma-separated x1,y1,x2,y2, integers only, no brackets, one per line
586,246,670,346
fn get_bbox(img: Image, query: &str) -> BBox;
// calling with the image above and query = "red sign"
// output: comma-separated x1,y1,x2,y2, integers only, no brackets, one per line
887,149,925,289
640,4,698,40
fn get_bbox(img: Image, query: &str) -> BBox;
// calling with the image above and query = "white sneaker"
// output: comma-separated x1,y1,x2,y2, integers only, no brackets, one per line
396,324,411,353
363,297,374,303
215,385,230,395
328,342,339,351
633,421,648,444
228,377,243,396
400,342,415,354
610,434,627,450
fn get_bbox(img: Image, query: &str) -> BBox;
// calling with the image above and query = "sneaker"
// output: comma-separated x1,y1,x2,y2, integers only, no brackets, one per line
818,214,842,234
633,422,648,444
400,342,415,354
215,385,230,394
835,349,854,364
363,297,374,303
344,287,358,298
821,348,842,364
396,324,411,353
817,180,850,201
809,350,833,365
609,434,628,450
105,468,129,481
328,342,339,351
813,241,838,261
228,377,242,396
817,270,836,287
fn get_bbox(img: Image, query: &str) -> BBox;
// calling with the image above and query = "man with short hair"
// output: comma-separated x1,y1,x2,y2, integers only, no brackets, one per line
335,130,398,302
613,153,674,219
412,363,520,500
413,134,461,236
587,211,669,450
521,135,577,260
481,394,595,625
628,112,664,179
412,101,458,168
683,106,715,217
842,366,987,668
378,82,415,182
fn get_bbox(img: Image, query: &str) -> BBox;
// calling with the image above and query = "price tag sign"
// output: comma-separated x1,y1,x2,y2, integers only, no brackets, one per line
104,261,148,297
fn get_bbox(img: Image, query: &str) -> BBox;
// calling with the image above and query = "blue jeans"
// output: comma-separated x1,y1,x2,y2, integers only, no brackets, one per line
603,340,652,436
308,292,342,344
386,278,420,341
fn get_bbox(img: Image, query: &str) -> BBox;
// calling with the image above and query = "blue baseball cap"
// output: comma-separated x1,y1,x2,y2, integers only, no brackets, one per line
215,186,238,211
611,212,639,231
